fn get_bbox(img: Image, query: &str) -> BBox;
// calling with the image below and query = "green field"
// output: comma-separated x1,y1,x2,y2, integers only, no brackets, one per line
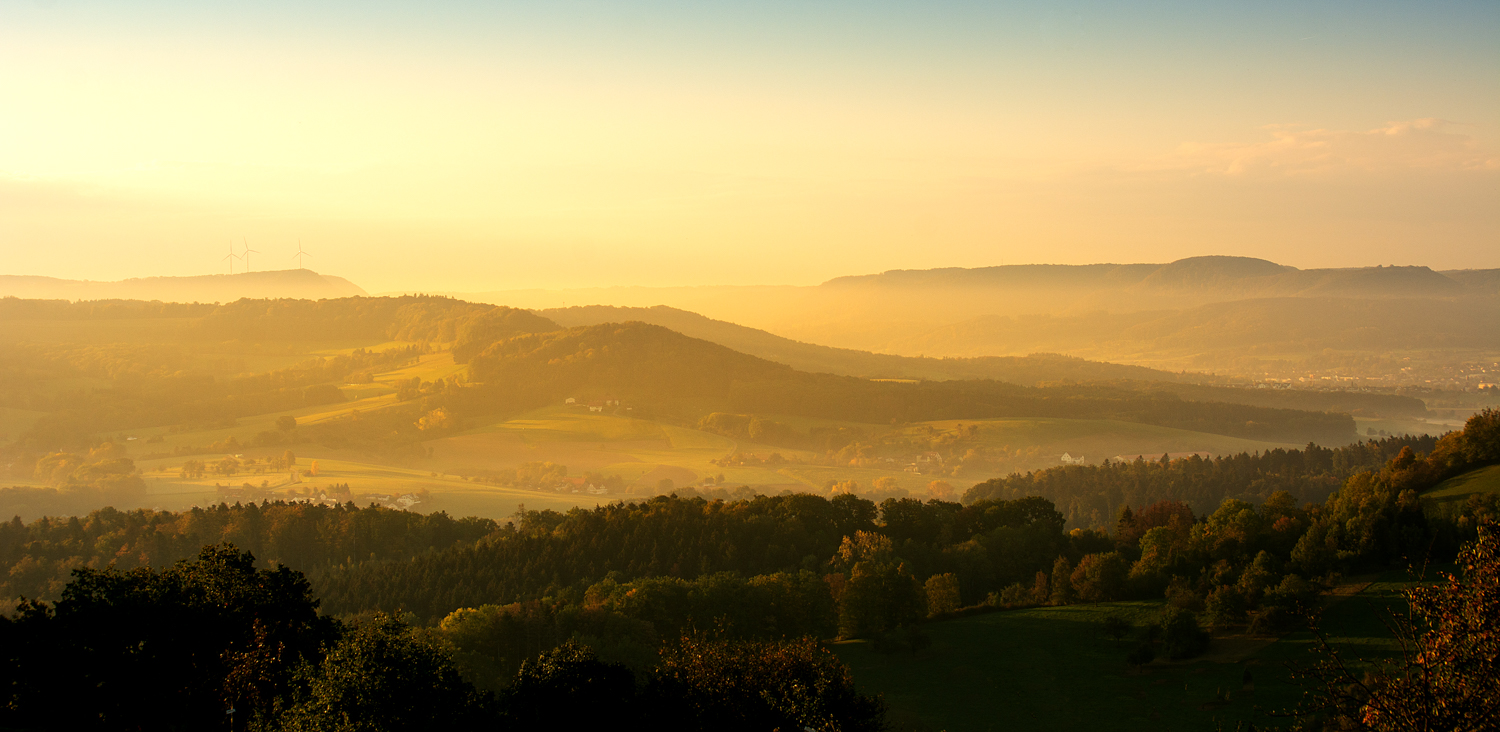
1354,416,1460,441
1423,463,1500,509
835,577,1408,731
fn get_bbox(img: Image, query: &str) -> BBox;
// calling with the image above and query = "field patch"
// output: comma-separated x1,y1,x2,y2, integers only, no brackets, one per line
836,575,1408,732
1424,463,1500,507
134,453,595,519
375,351,466,384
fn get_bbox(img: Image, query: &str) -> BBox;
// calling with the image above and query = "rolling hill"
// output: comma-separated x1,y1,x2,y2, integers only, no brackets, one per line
465,322,1357,445
445,258,1500,386
0,269,367,303
540,305,1185,384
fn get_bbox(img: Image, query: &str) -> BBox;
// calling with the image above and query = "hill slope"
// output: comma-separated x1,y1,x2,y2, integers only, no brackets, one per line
540,305,1184,384
0,269,367,302
466,322,1356,444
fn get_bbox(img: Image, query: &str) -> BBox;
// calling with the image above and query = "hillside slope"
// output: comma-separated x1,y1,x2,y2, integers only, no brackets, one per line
540,305,1183,384
0,269,367,302
465,322,1356,444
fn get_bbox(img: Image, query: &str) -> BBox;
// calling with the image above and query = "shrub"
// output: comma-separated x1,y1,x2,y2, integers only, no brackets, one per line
1071,552,1128,602
1158,607,1210,660
924,573,962,617
1204,585,1249,630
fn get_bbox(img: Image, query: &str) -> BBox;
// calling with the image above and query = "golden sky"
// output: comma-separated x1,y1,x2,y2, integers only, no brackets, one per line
2,1,1496,291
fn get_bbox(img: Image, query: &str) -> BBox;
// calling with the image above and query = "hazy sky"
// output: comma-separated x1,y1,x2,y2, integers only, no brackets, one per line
2,0,1496,291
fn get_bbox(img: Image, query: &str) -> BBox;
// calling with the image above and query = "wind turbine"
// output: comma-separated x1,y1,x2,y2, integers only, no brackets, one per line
292,240,312,269
222,243,240,274
242,238,260,272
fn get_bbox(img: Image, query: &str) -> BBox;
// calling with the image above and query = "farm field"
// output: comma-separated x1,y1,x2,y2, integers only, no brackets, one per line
1354,416,1458,441
132,453,596,517
427,405,819,493
116,397,1317,520
89,348,1327,522
835,575,1408,732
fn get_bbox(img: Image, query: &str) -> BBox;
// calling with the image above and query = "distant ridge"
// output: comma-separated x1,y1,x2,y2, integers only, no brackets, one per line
825,258,1475,298
0,269,367,303
541,304,1187,385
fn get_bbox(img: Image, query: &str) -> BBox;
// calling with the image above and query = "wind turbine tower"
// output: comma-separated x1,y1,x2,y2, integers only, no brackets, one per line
222,243,240,274
293,241,312,269
242,238,260,272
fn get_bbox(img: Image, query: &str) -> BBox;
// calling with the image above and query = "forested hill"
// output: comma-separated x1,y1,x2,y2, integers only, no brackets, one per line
0,294,558,344
964,433,1441,525
466,322,1356,444
540,305,1185,384
825,257,1484,299
539,305,1425,419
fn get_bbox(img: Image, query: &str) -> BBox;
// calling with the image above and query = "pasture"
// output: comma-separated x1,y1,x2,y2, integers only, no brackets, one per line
835,575,1408,732
1423,463,1500,509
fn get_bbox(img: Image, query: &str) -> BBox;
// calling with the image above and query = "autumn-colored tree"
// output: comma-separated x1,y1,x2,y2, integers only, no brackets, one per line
1070,552,1128,602
417,407,453,432
1293,522,1500,731
871,476,904,496
833,532,924,637
649,634,886,732
1049,556,1075,605
924,573,962,617
926,480,956,501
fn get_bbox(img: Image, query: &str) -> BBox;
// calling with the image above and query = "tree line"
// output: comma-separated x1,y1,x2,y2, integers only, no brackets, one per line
965,432,1441,526
0,544,884,731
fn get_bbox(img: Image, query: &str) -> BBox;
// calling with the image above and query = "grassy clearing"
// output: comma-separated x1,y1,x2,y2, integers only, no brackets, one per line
374,351,465,383
836,575,1409,732
1354,417,1456,440
1423,463,1500,508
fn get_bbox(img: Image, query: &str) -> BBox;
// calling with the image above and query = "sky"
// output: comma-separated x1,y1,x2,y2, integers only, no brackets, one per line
1,0,1497,292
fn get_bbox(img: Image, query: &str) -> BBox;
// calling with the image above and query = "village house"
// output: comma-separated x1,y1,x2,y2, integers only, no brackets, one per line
1060,452,1087,465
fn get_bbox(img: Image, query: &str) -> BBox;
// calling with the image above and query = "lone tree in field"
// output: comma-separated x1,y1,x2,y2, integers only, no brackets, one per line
1101,613,1132,646
1292,522,1500,730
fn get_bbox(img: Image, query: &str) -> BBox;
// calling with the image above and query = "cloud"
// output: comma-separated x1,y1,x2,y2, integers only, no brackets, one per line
1169,119,1500,178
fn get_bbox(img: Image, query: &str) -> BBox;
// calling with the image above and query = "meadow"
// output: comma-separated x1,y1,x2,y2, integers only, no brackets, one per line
1421,463,1500,515
835,575,1409,732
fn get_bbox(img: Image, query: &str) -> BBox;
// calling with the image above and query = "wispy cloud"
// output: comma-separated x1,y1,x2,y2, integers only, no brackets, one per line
1168,119,1499,177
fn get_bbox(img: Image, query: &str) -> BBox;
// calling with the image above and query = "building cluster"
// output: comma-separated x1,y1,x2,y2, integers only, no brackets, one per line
902,452,945,474
564,396,627,413
366,492,422,509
